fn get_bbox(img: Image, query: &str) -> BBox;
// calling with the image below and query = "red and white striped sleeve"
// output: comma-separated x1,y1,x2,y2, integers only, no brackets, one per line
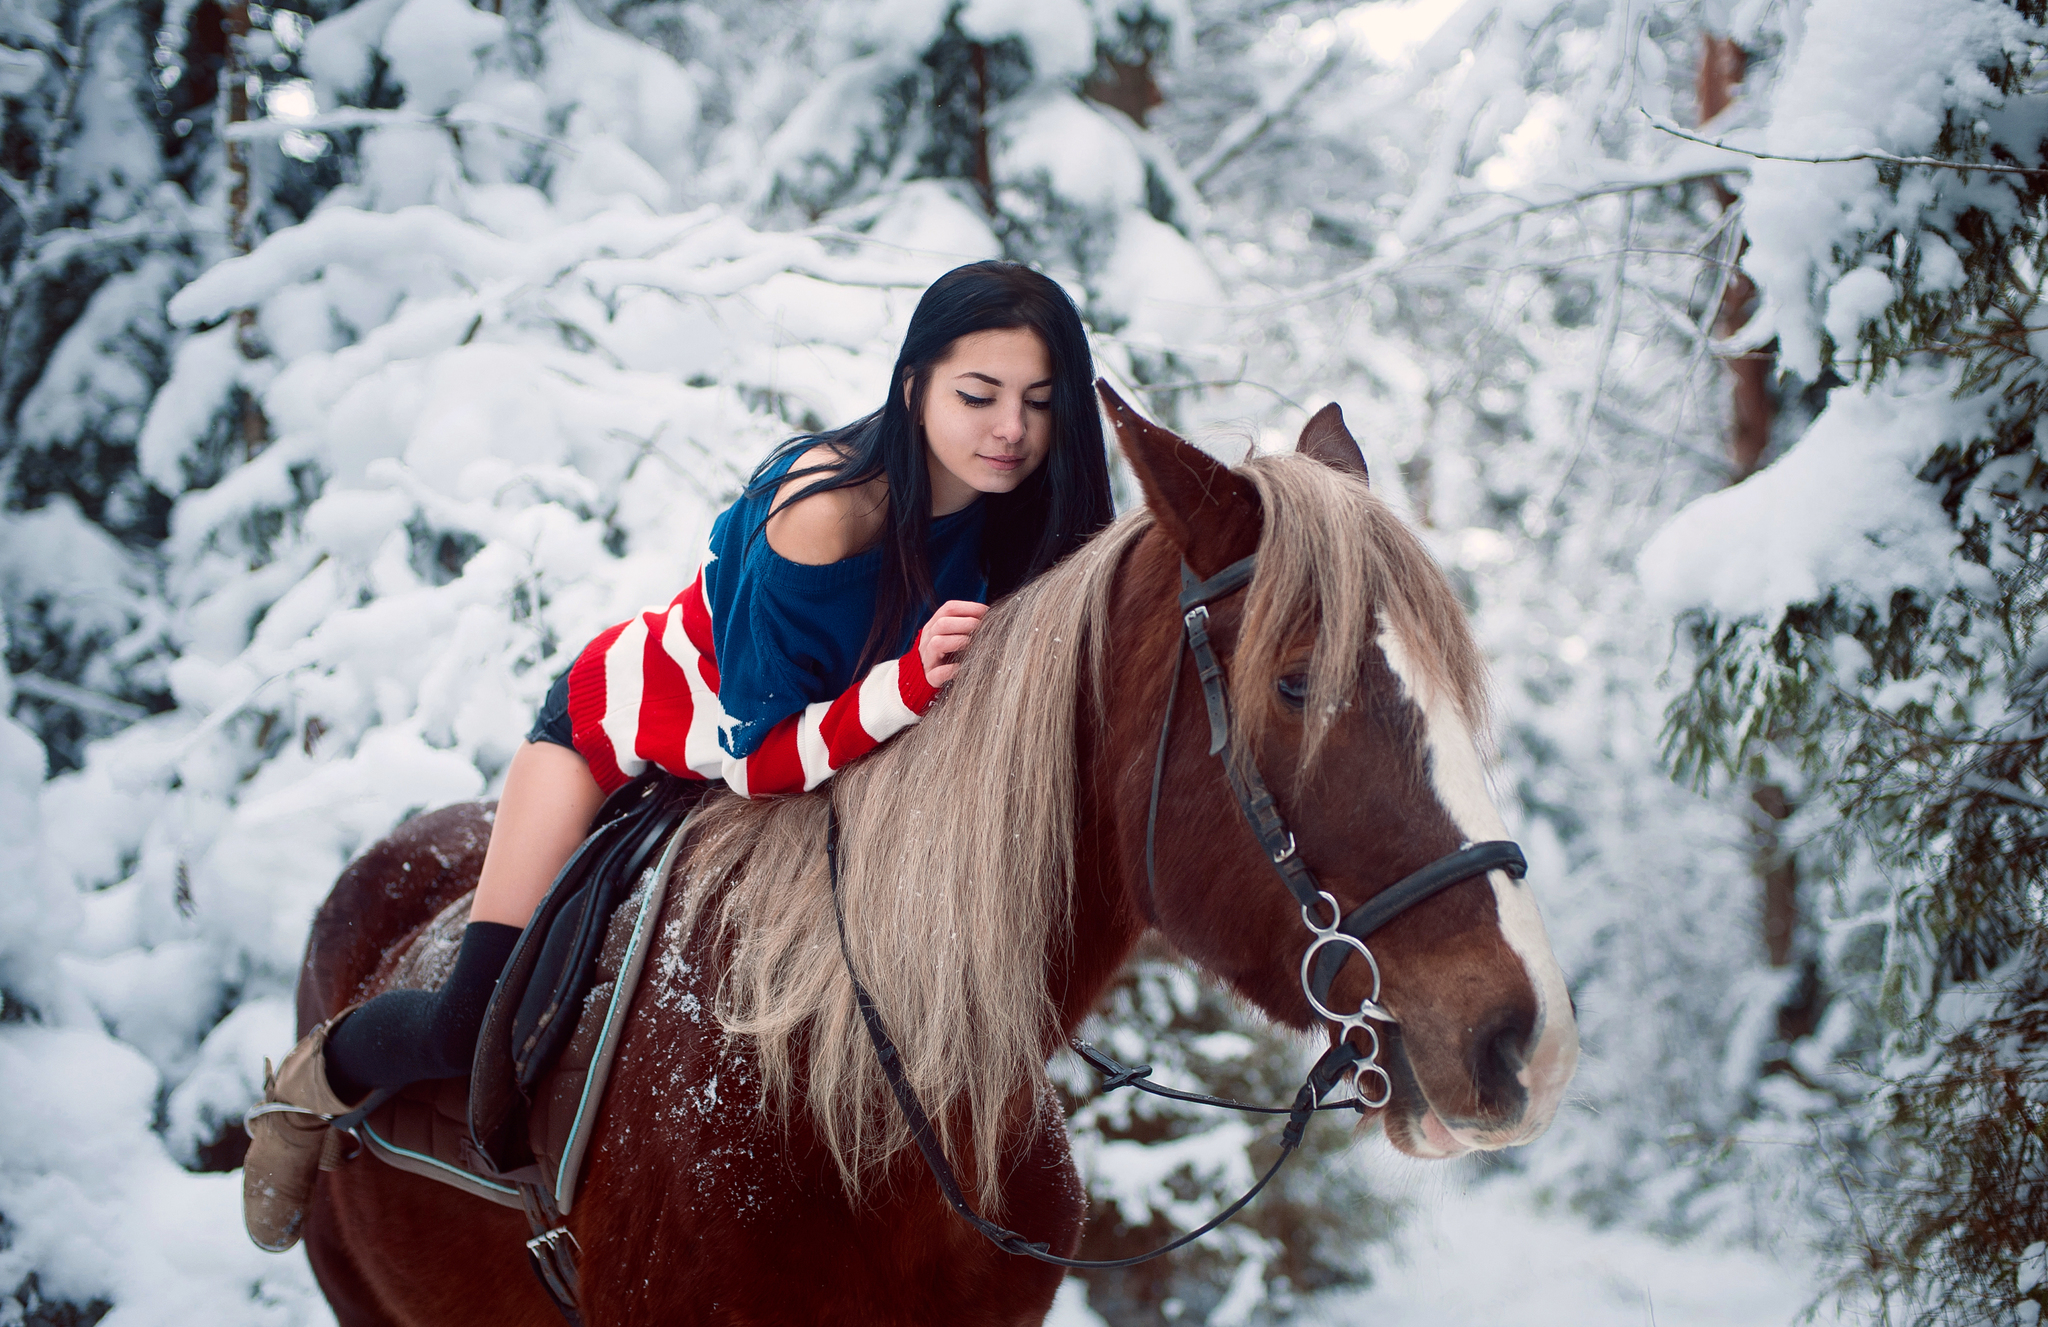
715,636,941,797
563,568,944,797
566,568,725,794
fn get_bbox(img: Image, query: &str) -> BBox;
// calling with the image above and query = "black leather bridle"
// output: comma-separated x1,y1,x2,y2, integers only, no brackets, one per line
828,550,1529,1269
1160,554,1528,1108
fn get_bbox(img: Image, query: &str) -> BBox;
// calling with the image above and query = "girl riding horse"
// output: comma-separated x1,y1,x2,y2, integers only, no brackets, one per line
241,260,1116,1251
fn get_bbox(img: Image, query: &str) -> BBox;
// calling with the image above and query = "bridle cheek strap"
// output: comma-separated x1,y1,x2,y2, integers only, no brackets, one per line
1178,559,1321,910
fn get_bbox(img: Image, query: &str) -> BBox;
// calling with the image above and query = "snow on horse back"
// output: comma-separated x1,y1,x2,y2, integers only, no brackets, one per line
297,386,1578,1325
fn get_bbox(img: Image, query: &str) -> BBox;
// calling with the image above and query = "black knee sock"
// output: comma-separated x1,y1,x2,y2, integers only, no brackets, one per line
323,920,522,1101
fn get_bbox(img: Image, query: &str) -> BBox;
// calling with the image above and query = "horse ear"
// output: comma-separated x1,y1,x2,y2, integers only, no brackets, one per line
1297,402,1367,482
1096,380,1260,577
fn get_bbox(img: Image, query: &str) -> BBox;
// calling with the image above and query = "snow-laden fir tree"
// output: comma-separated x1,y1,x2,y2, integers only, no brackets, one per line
3,0,944,1315
0,0,348,776
605,0,1226,408
1641,0,2048,1319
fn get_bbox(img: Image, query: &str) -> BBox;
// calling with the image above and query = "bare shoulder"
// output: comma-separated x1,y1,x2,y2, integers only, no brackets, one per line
764,445,887,566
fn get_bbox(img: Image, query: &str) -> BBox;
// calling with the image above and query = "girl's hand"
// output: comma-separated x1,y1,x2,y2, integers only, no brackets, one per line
918,600,988,685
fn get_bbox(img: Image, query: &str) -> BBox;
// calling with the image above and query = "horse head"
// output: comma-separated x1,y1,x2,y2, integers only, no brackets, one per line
1096,382,1579,1158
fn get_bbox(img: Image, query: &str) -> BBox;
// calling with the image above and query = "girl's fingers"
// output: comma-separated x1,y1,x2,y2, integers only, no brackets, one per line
920,601,989,683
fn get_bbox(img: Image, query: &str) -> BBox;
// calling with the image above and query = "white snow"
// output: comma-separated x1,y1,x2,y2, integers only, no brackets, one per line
0,1028,327,1326
1340,0,1468,66
1637,366,1986,620
996,96,1149,216
959,0,1097,81
1738,0,2033,375
1305,1157,1836,1326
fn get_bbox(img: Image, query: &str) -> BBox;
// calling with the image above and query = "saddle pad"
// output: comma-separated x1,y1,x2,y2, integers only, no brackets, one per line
353,822,686,1212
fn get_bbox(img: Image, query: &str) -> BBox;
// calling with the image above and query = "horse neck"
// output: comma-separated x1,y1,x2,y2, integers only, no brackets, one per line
1044,540,1183,1033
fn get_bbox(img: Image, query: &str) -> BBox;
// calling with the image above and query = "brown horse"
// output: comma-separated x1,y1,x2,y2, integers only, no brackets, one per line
294,389,1579,1325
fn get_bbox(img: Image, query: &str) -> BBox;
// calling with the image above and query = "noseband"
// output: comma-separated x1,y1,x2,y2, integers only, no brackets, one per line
1158,553,1528,1109
827,549,1529,1270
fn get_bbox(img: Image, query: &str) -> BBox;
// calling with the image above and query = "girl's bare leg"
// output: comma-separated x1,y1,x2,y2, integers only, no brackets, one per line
471,740,608,928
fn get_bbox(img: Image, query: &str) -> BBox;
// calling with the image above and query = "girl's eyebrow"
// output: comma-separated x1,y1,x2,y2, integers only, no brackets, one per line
956,371,1055,389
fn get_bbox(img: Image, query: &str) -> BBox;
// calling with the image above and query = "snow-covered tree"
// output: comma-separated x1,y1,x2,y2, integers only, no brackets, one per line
0,0,352,775
1641,0,2048,1318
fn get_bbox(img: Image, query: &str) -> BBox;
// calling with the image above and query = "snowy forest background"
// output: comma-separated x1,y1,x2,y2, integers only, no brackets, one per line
2,0,2045,1322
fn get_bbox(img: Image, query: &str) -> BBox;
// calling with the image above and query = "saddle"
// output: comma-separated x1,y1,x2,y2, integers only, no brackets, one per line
341,775,705,1223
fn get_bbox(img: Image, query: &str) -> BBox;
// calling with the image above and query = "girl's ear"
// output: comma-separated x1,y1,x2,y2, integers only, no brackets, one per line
1297,402,1367,482
1095,380,1259,577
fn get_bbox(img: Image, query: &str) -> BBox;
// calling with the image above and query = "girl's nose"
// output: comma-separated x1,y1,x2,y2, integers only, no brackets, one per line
991,400,1024,443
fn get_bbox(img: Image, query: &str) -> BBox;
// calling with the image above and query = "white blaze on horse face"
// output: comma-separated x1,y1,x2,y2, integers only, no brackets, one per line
1376,626,1580,1147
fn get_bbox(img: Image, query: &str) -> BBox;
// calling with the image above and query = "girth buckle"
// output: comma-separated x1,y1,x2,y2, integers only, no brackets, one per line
526,1225,581,1260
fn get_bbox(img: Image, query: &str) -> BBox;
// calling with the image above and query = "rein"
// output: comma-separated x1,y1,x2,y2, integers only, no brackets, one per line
830,550,1528,1269
827,808,1362,1271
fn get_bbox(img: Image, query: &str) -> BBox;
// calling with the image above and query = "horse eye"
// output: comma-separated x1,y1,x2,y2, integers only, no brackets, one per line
1276,674,1309,710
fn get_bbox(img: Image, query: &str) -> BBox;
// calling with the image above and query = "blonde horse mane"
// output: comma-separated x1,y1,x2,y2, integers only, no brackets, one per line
666,453,1487,1208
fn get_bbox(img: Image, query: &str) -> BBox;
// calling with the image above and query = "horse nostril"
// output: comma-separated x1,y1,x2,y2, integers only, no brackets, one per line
1471,1012,1532,1121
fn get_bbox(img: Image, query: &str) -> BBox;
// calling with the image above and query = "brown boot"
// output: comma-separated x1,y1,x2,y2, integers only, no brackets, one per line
242,1010,359,1252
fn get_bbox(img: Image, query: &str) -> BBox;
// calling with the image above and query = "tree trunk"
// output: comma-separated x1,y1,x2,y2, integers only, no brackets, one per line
222,0,269,457
1698,34,1773,483
1701,33,1799,984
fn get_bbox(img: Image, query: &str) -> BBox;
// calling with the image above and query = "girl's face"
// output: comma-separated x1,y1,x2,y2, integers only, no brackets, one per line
915,327,1054,515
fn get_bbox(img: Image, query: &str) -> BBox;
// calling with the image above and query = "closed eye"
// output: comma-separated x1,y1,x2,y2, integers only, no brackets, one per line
957,392,1055,410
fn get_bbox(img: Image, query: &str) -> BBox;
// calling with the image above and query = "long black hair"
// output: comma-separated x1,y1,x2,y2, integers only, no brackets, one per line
746,260,1113,672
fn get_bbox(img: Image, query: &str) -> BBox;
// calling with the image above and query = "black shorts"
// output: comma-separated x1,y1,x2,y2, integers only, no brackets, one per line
526,667,576,750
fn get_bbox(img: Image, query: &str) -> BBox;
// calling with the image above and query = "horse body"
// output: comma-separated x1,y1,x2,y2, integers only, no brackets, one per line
298,394,1578,1324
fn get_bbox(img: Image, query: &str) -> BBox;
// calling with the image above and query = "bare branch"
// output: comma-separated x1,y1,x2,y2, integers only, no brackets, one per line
1230,169,1732,309
1191,45,1344,191
225,107,574,154
1960,773,2048,815
23,216,188,279
11,672,149,723
0,170,34,223
1644,110,2048,179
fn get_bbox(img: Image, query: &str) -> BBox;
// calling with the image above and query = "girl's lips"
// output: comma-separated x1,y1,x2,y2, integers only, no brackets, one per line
980,454,1024,470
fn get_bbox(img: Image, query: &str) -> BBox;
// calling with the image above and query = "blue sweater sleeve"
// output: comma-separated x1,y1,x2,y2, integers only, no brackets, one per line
716,554,876,759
